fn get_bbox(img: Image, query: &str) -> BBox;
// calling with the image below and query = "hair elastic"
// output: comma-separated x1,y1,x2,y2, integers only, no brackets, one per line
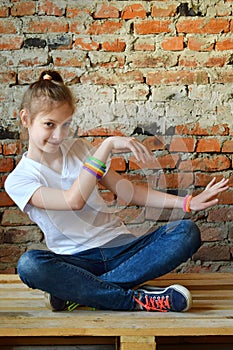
43,74,52,80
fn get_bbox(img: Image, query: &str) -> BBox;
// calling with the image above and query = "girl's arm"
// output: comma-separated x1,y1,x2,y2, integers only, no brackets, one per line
29,136,153,210
101,170,229,212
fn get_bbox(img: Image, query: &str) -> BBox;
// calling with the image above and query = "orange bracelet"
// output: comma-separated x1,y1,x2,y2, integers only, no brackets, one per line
183,194,193,213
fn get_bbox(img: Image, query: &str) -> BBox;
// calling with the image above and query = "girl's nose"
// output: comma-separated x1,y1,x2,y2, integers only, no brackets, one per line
52,127,63,140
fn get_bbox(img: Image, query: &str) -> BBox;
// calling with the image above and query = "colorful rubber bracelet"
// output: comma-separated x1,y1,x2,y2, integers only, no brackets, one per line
83,162,105,177
83,165,102,180
86,158,106,173
88,156,106,169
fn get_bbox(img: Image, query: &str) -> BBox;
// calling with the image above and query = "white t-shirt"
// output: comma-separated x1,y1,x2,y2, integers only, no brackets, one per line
5,139,134,254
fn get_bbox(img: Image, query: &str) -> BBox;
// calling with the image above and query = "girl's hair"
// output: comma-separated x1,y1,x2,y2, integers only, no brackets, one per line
20,70,75,120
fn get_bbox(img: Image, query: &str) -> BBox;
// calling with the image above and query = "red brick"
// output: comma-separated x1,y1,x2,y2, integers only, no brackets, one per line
179,54,228,68
0,158,14,172
3,142,22,155
196,138,221,152
38,0,64,16
0,192,14,207
67,7,91,18
0,244,25,263
24,18,68,33
146,70,208,85
0,175,8,189
231,19,233,32
217,190,233,205
169,137,195,152
122,4,146,19
210,71,233,83
142,136,165,151
179,155,231,171
129,154,180,170
176,123,229,136
102,39,126,52
216,38,233,50
130,53,176,68
208,207,233,222
74,38,100,51
4,226,43,244
161,36,184,51
80,70,143,85
0,267,16,274
94,4,119,19
110,156,126,171
53,52,86,68
134,20,172,34
134,41,155,51
0,6,9,17
193,244,230,261
194,173,227,187
177,18,229,34
0,35,23,50
2,208,33,226
187,37,214,51
0,19,17,34
78,127,125,137
18,68,78,84
222,139,233,152
11,1,35,16
151,3,177,17
158,172,194,189
87,20,123,35
200,225,226,242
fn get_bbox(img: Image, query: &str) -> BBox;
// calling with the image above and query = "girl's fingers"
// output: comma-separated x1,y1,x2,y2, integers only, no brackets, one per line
205,177,216,190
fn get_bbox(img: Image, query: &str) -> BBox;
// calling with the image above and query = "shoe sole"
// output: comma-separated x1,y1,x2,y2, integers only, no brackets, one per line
138,284,192,312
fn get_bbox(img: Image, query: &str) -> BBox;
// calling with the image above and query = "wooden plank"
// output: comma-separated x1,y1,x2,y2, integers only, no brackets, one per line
1,309,233,337
120,336,156,350
0,275,21,283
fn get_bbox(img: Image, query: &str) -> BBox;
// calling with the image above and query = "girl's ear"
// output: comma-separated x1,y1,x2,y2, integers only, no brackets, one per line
20,109,30,128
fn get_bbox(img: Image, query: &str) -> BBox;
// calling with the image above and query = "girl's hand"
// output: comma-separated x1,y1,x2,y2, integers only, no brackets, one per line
107,136,154,164
190,177,229,212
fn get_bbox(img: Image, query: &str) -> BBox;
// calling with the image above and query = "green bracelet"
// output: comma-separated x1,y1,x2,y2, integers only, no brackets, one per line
88,156,106,169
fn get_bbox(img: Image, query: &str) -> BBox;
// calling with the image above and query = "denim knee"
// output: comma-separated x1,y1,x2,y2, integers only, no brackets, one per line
17,250,43,288
182,220,201,254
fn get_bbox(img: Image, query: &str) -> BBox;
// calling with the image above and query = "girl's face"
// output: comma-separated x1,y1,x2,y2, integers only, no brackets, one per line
21,102,73,161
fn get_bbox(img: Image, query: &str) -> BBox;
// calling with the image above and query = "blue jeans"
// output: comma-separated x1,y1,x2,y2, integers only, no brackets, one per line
17,220,201,310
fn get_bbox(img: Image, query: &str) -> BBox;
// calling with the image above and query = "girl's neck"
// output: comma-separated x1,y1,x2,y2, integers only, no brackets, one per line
27,146,63,174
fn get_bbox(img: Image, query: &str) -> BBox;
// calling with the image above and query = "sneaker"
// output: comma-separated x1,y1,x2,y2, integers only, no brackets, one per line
44,293,80,312
134,284,192,312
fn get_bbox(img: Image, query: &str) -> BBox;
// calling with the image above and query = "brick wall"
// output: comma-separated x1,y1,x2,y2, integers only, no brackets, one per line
0,0,232,274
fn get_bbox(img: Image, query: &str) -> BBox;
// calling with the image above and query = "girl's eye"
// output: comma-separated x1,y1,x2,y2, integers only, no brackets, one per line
45,122,54,127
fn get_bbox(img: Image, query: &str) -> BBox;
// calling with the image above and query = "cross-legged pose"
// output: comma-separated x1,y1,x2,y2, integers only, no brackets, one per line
5,70,229,312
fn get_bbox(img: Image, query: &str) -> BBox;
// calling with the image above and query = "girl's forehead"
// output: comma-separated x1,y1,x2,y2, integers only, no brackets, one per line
35,103,73,121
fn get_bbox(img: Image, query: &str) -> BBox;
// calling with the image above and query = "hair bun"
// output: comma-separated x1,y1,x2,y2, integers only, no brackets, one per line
39,70,64,84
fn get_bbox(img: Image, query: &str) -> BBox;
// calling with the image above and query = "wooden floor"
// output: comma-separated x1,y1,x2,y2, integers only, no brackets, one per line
0,273,233,349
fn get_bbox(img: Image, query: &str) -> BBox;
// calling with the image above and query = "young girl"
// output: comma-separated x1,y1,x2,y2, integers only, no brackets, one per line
5,70,229,313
